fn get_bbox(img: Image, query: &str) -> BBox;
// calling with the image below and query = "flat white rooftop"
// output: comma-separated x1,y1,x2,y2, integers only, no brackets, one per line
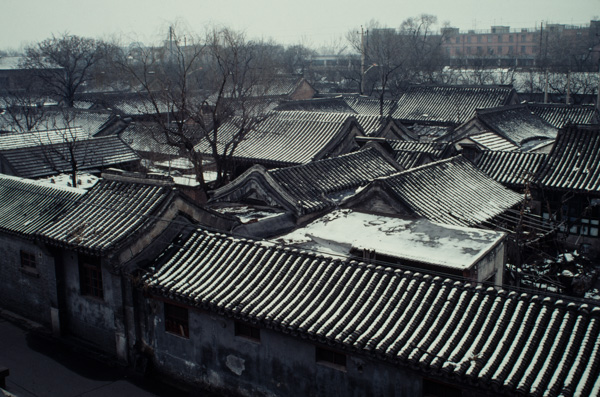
274,209,506,270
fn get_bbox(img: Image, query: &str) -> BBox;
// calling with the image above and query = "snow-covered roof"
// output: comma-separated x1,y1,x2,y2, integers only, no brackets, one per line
352,156,523,227
475,150,547,188
475,105,558,146
392,85,517,125
195,111,363,167
38,173,176,255
145,228,600,396
0,173,84,236
275,209,505,270
210,145,402,216
534,124,600,193
0,135,139,179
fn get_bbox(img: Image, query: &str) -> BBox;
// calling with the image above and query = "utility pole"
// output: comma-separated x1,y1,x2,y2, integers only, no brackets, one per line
597,55,600,112
360,26,366,95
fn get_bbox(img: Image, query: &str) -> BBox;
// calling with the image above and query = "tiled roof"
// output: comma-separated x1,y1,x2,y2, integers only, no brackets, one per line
277,210,506,270
120,122,203,157
269,146,402,213
0,174,83,236
392,151,431,170
0,109,120,136
528,103,599,129
0,128,90,150
392,85,516,125
261,76,308,97
145,229,600,397
274,97,356,113
372,156,523,227
534,125,600,193
0,136,140,179
475,150,547,188
476,105,558,146
195,111,362,167
38,175,175,255
210,145,402,216
388,140,452,159
354,114,387,136
343,96,397,116
467,132,520,151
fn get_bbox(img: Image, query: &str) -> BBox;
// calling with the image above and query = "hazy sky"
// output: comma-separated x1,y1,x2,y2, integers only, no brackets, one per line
1,0,598,51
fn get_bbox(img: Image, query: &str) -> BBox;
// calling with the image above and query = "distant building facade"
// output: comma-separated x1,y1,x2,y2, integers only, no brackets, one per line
441,20,600,68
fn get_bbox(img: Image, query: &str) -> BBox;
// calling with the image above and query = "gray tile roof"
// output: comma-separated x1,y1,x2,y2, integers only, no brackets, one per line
38,175,175,255
210,145,402,216
343,96,397,116
195,111,363,167
388,140,453,159
466,132,520,151
0,174,83,237
476,105,558,146
528,103,599,129
0,136,140,179
144,229,600,397
534,125,600,193
392,85,517,125
0,128,90,150
119,122,204,157
0,108,120,136
475,150,547,188
369,156,523,227
274,97,356,113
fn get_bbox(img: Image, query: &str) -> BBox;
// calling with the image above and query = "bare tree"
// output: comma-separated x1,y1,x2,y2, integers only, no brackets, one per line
22,33,109,107
346,15,447,116
36,108,94,187
119,26,278,189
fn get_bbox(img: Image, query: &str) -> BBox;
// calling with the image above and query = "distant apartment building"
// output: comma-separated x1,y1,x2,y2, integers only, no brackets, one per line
441,20,600,68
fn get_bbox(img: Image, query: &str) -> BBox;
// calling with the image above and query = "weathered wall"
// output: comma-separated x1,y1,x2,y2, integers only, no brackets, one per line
0,233,57,326
142,299,422,397
475,240,505,286
61,249,119,354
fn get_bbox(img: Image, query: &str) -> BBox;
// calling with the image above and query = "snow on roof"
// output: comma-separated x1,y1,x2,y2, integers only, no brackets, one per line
275,209,505,270
37,172,99,190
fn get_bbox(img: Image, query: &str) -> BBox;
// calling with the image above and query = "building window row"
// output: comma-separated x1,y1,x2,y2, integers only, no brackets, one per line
163,303,349,370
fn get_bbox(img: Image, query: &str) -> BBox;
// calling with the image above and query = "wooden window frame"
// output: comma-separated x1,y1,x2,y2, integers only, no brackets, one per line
79,255,103,299
316,346,346,370
20,250,37,269
164,302,189,338
234,321,261,342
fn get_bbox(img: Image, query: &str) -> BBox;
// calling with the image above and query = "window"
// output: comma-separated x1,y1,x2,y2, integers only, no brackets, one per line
521,46,527,54
235,321,261,341
20,250,36,269
423,379,462,396
521,34,527,42
509,35,514,43
79,255,103,299
498,46,503,54
477,36,482,43
497,35,502,43
164,302,189,338
487,36,492,43
316,346,346,369
455,37,460,44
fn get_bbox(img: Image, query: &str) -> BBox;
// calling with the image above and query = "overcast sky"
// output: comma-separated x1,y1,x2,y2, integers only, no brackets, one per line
1,0,598,52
